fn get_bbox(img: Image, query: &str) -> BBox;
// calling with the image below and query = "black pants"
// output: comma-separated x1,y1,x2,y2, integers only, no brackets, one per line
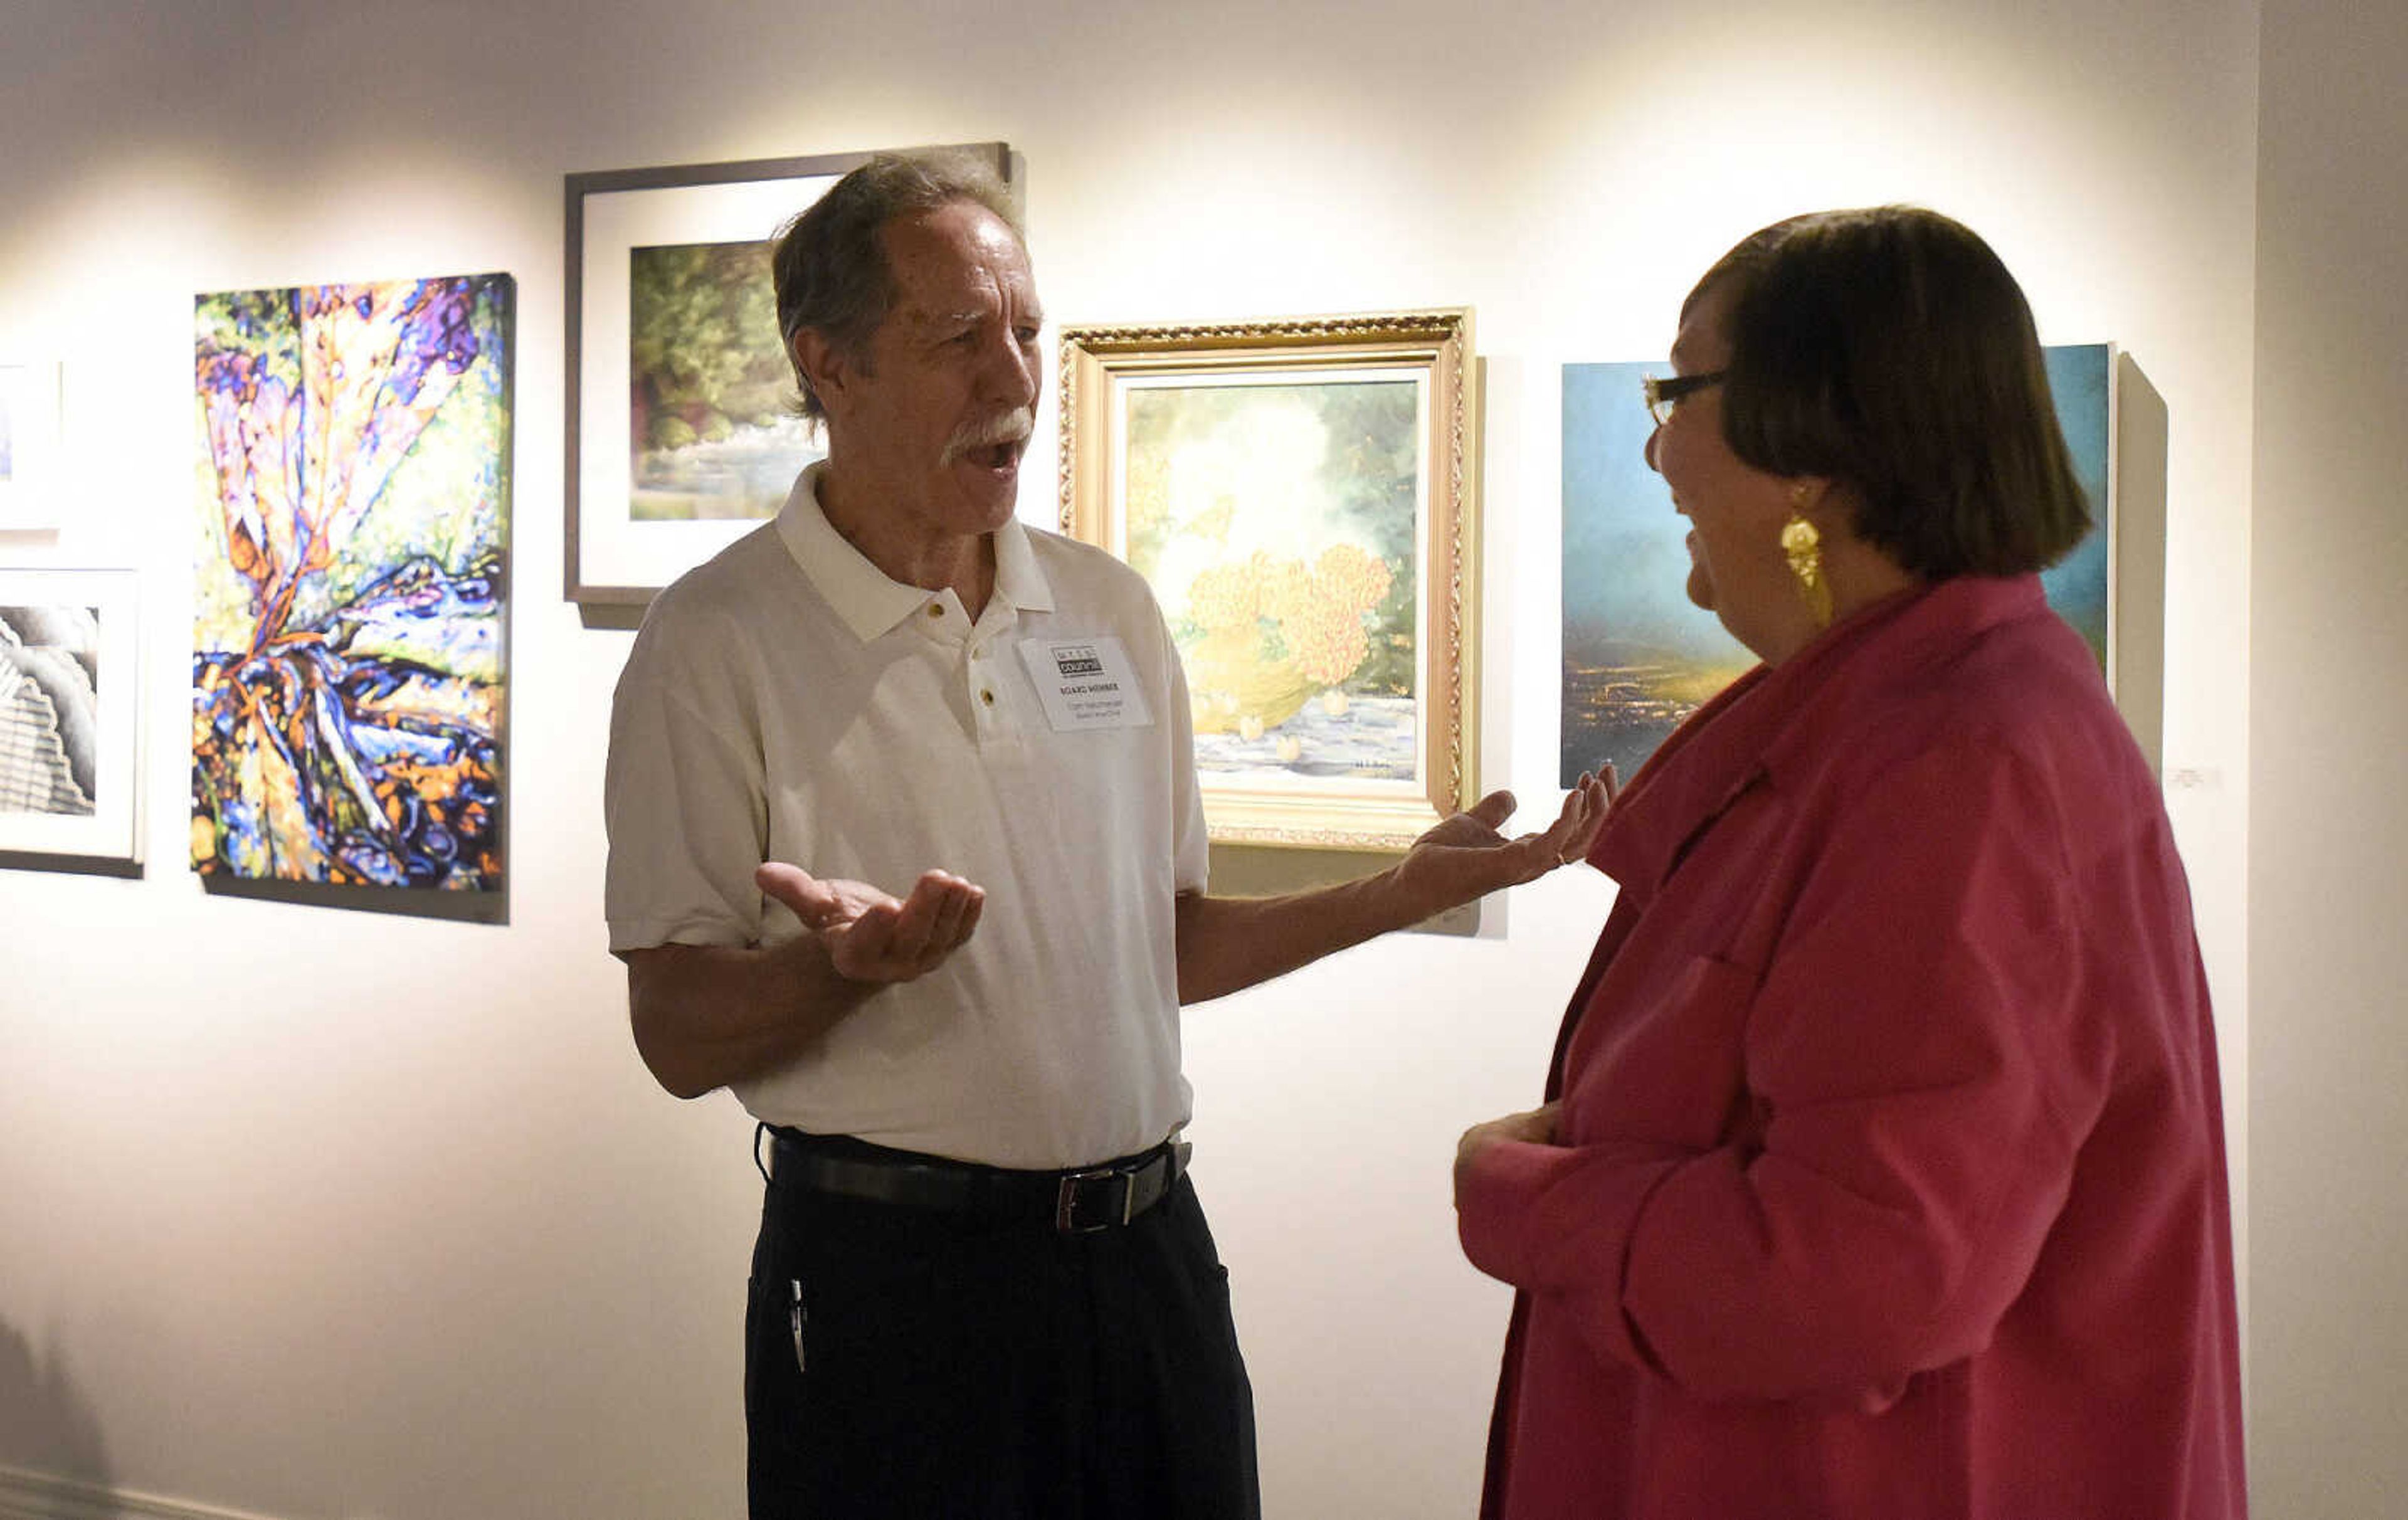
745,1143,1260,1519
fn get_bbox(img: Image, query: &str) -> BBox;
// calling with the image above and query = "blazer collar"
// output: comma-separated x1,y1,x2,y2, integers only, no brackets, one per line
1590,575,2050,899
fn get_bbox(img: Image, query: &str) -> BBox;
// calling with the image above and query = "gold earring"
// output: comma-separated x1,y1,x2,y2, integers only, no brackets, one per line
1780,487,1832,628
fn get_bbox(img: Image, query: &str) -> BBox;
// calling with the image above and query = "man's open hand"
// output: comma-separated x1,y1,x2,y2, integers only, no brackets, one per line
1393,767,1618,916
754,862,985,984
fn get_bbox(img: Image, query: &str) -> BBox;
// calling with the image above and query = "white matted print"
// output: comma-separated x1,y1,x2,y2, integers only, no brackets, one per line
564,144,1013,611
0,567,141,862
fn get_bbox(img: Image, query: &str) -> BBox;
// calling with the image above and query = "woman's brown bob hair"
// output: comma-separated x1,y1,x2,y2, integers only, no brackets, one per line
1689,206,2091,580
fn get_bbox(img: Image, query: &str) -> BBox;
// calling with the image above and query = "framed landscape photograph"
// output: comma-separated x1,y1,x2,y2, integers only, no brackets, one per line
565,142,1012,613
0,359,62,529
1060,310,1478,850
0,567,140,864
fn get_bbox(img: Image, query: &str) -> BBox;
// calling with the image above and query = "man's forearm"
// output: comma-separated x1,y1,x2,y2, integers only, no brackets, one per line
1173,869,1437,1005
1169,780,1611,1005
623,935,877,1099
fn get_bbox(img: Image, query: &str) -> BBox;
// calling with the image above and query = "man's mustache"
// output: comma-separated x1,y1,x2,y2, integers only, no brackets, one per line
939,408,1036,465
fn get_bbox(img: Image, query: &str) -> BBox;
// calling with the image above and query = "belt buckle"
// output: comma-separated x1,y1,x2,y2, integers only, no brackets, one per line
1055,1163,1135,1233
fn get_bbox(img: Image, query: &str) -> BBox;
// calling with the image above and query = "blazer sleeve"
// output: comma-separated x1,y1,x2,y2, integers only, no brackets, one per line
1459,739,2112,1401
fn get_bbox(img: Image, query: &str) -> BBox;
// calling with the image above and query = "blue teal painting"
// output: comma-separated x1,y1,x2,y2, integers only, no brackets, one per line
1560,360,1753,786
193,273,512,890
1561,345,2113,785
2038,344,2112,670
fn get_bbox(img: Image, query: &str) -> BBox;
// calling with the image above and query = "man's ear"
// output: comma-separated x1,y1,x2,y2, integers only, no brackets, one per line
792,328,851,418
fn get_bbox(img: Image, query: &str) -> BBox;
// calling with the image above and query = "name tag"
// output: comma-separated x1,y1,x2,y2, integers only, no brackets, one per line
1017,636,1154,731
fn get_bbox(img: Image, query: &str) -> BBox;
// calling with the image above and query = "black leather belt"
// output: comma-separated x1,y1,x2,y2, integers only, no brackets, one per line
764,1127,1190,1233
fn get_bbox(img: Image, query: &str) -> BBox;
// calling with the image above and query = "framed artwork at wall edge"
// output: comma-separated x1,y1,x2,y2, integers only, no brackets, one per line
1558,358,1753,788
0,567,141,864
193,272,513,893
1060,310,1479,850
564,141,1013,615
1560,342,2129,786
2036,342,2115,677
0,359,63,530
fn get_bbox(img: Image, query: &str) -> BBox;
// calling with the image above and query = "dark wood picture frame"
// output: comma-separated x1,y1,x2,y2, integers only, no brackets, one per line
564,142,1011,620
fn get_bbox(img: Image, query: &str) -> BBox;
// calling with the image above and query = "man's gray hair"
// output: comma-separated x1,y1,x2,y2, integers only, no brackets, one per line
771,150,1023,421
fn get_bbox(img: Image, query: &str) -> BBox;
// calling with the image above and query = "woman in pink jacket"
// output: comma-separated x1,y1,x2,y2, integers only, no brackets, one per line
1454,207,2245,1519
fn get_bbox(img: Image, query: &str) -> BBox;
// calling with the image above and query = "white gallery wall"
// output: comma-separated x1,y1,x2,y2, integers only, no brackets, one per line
2248,2,2408,1516
0,0,2330,1514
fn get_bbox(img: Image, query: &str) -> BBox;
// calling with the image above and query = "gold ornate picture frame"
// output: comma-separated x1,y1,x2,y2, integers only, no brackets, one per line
1059,310,1477,849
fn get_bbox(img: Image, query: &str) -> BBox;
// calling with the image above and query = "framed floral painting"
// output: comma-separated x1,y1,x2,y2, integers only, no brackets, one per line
1059,310,1477,849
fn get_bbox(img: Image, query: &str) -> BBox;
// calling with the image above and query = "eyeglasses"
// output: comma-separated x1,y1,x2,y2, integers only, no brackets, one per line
1642,371,1725,428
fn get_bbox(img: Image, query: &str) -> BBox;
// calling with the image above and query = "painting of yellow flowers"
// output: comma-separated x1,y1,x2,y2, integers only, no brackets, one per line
1060,313,1477,849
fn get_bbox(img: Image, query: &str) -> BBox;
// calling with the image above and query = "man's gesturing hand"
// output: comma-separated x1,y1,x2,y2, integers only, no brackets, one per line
754,862,986,984
1393,766,1617,915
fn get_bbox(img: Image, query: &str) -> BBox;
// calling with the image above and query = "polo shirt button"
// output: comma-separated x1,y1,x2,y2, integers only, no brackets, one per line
926,603,944,619
980,689,996,706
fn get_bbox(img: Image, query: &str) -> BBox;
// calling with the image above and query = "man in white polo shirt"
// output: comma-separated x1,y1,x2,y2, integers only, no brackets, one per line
605,150,1607,1520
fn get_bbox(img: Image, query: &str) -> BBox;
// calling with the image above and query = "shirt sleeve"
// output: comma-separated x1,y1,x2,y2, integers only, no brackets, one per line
602,599,771,953
1159,608,1209,897
1458,741,2111,1402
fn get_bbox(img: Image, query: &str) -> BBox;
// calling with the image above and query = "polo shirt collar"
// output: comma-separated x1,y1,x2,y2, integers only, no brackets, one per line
774,460,1057,640
991,502,1055,615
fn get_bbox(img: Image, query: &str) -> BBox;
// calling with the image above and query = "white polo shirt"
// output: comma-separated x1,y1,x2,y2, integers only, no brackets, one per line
605,463,1209,1169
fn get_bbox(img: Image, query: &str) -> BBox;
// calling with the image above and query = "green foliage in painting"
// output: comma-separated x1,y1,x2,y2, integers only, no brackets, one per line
628,240,788,452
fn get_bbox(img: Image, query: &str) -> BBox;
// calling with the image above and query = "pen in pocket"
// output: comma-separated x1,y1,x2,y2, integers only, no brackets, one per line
789,1279,806,1374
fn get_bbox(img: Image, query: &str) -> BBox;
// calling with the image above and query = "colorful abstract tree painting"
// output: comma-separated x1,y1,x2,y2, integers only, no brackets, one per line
193,273,512,891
